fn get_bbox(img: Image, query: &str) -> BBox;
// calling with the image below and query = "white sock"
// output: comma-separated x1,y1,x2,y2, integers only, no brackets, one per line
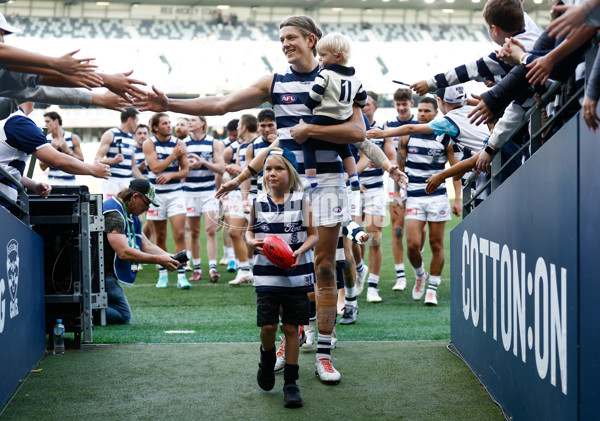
367,273,379,289
345,285,357,306
414,264,425,278
227,247,235,259
428,275,441,291
395,263,405,280
193,258,201,270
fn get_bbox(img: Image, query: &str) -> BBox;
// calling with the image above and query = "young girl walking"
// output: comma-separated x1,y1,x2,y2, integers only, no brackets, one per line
246,147,318,408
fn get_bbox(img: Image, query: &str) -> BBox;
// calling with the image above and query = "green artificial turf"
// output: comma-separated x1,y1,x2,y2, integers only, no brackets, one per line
2,215,506,420
1,341,504,420
92,215,460,344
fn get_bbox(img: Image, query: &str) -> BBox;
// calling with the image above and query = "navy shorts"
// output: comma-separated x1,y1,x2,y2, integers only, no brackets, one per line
256,291,310,327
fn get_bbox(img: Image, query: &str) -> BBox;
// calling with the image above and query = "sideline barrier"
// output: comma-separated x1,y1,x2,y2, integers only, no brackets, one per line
0,205,45,408
450,114,599,420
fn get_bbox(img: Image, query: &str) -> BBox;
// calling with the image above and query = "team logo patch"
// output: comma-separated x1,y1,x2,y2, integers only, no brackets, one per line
280,94,297,104
332,206,342,214
408,147,419,154
406,208,418,215
7,239,19,319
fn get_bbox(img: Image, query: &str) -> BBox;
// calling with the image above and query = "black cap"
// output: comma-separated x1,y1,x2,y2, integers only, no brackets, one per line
129,179,159,206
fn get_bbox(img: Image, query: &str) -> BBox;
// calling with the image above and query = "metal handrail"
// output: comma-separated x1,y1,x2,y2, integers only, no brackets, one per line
0,165,30,224
462,33,599,216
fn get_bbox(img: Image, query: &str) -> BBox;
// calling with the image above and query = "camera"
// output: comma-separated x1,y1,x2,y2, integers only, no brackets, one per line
172,250,189,265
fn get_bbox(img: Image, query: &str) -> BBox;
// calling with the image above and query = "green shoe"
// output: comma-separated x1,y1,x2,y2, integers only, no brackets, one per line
177,275,191,290
156,275,168,288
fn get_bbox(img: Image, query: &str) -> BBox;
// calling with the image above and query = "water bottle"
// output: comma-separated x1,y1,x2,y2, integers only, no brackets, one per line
53,319,65,355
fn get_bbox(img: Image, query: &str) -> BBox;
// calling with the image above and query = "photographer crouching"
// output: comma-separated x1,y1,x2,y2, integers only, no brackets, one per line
104,179,180,324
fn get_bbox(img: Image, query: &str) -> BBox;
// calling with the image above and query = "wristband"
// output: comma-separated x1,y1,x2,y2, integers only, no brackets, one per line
247,164,258,176
519,53,531,65
484,144,498,157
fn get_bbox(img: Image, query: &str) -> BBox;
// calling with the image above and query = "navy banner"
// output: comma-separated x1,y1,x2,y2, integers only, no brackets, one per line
450,117,582,420
0,206,45,408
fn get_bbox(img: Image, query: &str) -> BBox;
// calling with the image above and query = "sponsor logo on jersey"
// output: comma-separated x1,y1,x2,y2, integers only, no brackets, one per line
280,94,297,103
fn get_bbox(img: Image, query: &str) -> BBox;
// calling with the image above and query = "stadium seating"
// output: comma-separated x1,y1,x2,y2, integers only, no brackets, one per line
7,16,494,95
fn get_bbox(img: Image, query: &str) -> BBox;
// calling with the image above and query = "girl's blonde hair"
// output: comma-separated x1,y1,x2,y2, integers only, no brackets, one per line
262,148,303,194
317,32,351,65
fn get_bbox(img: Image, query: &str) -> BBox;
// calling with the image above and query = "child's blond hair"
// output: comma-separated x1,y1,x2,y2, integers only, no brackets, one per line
316,32,351,65
262,148,303,194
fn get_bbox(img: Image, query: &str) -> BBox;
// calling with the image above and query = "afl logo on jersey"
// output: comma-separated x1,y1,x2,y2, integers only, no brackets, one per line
280,94,297,103
408,147,419,154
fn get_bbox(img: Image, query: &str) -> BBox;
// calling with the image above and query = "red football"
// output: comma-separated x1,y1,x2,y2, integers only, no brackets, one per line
262,236,295,270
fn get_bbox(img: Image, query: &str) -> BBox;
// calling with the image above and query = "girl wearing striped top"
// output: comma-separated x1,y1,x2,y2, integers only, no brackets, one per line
247,148,317,408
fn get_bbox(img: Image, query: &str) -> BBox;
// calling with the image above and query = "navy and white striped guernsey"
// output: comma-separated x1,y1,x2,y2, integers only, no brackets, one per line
46,131,76,182
234,140,251,192
406,132,449,199
359,120,385,190
106,128,135,179
252,191,315,292
134,146,147,176
147,136,183,194
385,115,418,150
271,65,345,187
184,134,217,194
250,136,271,194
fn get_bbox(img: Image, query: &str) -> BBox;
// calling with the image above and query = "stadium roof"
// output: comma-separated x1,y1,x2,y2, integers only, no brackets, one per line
59,0,548,13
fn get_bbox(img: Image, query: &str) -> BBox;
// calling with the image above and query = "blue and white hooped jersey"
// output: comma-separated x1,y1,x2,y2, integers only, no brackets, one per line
359,120,385,190
106,128,135,179
250,137,272,194
134,146,147,176
46,131,76,182
184,134,216,194
272,65,345,187
385,115,418,150
147,136,183,194
406,132,450,199
252,191,315,293
0,109,50,201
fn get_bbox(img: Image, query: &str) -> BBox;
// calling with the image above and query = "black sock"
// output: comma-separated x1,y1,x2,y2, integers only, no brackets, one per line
283,363,299,385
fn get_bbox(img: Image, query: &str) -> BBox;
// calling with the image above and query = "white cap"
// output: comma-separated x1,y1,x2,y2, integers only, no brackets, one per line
436,85,467,104
0,13,20,35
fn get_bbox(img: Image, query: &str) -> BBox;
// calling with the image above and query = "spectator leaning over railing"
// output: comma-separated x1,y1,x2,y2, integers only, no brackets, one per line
547,0,600,130
0,102,110,208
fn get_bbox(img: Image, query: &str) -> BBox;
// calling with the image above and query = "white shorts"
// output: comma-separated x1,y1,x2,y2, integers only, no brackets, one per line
102,178,131,199
361,188,387,217
186,192,219,217
387,185,406,203
405,196,451,222
348,188,361,217
226,190,249,219
147,190,187,220
308,185,349,227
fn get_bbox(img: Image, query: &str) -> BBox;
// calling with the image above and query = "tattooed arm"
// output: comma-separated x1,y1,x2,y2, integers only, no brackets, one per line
354,138,407,187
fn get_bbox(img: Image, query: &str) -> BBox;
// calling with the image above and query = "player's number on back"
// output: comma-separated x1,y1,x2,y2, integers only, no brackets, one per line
339,79,352,104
